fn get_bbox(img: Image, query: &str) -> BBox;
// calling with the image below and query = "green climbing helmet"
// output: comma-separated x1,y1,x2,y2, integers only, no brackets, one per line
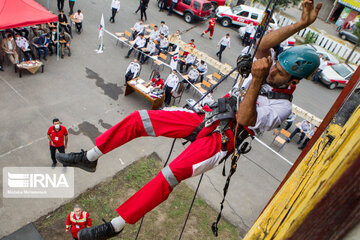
278,45,320,79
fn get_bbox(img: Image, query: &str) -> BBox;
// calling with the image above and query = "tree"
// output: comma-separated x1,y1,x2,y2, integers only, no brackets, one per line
255,0,302,10
345,21,360,64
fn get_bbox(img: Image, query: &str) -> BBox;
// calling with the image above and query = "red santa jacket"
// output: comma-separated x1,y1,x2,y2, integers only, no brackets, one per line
66,211,92,238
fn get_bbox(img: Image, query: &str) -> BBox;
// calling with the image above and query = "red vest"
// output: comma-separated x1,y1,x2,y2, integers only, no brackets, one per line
66,211,92,238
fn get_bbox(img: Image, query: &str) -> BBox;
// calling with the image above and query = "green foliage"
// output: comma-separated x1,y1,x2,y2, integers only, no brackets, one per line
353,21,360,44
255,0,302,10
304,31,317,44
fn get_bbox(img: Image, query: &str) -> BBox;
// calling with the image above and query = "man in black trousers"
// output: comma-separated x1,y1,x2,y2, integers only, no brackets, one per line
57,0,65,11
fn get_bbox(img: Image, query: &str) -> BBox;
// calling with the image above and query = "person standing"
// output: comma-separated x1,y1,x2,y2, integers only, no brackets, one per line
243,22,255,46
47,118,68,168
164,69,179,105
57,0,65,11
312,54,327,83
201,17,216,39
124,59,141,85
168,0,178,16
110,0,121,23
1,34,19,65
159,0,167,11
140,0,149,22
216,33,230,62
69,0,76,15
66,204,92,240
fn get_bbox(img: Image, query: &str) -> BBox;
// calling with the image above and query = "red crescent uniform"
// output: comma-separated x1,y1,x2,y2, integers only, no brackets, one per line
66,211,92,239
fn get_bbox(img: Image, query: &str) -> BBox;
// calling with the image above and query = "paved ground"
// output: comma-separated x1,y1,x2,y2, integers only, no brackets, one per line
0,0,342,238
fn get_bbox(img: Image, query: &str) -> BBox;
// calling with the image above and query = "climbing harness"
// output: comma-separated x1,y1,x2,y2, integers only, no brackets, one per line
135,0,282,238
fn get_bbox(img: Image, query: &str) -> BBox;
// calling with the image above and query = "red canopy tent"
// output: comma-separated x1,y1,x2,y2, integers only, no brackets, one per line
0,0,58,30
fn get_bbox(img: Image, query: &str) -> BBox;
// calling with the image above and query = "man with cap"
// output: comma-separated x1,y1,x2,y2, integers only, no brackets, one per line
56,1,322,239
47,118,68,168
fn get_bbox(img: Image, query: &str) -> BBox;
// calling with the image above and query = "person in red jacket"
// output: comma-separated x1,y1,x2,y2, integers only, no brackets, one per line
66,204,92,240
47,118,68,168
201,17,217,39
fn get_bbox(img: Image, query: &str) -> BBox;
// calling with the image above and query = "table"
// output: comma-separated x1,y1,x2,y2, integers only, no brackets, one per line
125,80,164,110
15,60,44,78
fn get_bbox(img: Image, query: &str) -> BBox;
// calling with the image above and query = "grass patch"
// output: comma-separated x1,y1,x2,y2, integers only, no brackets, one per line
35,153,240,240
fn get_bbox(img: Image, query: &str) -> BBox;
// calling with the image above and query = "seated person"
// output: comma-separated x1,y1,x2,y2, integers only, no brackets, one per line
179,53,195,73
146,74,164,89
33,33,51,60
73,9,84,33
196,60,208,81
58,31,72,58
132,20,145,40
58,10,72,37
183,65,199,89
1,34,19,64
149,25,160,43
298,126,317,150
168,30,181,51
31,24,49,37
140,39,156,64
287,120,312,144
182,39,195,57
125,33,146,59
1,29,14,38
124,59,140,85
159,21,169,37
48,28,58,55
155,34,169,54
14,32,35,61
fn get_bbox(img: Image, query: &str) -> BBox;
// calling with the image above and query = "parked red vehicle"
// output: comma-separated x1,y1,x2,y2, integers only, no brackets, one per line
158,0,213,23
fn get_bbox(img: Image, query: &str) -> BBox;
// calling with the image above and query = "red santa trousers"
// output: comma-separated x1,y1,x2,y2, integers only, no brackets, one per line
204,27,215,37
95,108,235,224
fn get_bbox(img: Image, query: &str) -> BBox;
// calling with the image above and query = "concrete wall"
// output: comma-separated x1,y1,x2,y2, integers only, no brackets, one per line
315,0,336,21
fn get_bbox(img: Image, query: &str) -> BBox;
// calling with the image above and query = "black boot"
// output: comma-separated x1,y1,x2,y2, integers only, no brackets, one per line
56,150,97,172
78,219,121,240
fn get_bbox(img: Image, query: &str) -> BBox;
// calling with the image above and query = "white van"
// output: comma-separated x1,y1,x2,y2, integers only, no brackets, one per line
216,5,278,28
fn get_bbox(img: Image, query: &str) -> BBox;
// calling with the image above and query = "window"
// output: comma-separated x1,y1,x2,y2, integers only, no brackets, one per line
203,3,211,11
251,13,258,20
183,0,191,5
194,1,200,10
238,11,249,17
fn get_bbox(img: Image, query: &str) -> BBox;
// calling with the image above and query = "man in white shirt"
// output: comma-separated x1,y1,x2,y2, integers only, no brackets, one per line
159,21,169,37
298,126,317,150
73,9,84,33
149,25,160,42
1,34,19,64
132,20,145,40
184,65,199,90
288,120,312,144
125,33,146,59
140,39,156,64
110,0,120,23
312,54,327,83
15,33,35,61
56,2,323,238
164,69,179,105
216,33,230,62
179,53,195,73
156,34,169,54
196,60,208,81
124,59,141,85
243,22,256,46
